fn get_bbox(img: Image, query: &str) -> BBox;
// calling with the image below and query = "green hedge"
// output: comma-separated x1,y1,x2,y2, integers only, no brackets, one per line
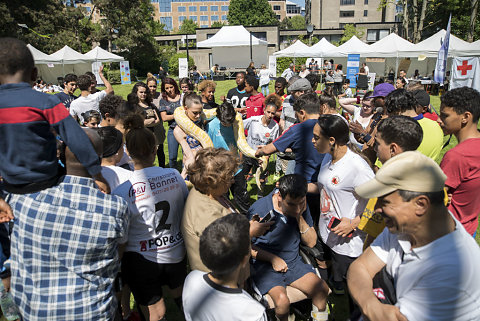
276,57,307,74
106,69,137,84
168,53,195,76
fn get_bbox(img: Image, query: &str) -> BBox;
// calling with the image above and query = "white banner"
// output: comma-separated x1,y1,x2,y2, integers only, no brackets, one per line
450,57,480,91
92,61,104,85
269,56,276,76
179,58,188,78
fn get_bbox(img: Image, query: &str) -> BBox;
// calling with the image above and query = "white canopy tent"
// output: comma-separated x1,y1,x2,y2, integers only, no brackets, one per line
295,37,337,58
84,46,124,62
323,36,371,57
27,44,57,64
274,40,310,57
197,25,268,68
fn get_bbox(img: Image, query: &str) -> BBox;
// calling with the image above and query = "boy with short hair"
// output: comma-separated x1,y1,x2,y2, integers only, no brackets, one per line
226,72,250,114
245,75,265,119
54,73,77,109
183,214,268,321
438,86,480,236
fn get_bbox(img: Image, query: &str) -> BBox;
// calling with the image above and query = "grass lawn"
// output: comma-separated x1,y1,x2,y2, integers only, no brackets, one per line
104,81,479,321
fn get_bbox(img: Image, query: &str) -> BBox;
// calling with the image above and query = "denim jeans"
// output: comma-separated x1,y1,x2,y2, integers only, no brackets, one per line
285,159,296,175
167,127,179,168
261,84,269,96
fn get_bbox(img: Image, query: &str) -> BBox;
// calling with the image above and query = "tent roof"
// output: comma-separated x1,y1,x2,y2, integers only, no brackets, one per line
363,33,415,57
48,45,92,64
403,29,478,57
84,46,124,62
273,40,310,57
197,25,267,48
27,44,57,64
295,37,337,57
323,36,371,57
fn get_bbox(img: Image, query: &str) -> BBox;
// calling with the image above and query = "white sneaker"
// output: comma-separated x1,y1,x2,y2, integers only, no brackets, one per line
311,310,329,321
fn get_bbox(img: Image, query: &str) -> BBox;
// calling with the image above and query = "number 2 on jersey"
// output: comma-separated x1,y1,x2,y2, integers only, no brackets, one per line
155,201,171,232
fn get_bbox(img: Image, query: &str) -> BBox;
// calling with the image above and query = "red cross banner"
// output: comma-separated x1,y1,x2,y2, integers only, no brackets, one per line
450,57,480,91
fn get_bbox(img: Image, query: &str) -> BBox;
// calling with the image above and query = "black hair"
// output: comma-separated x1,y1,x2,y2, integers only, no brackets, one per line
293,93,320,115
97,126,124,158
179,77,194,91
217,101,236,126
275,77,287,87
344,79,350,84
236,71,246,78
82,110,101,123
63,73,77,84
384,89,417,115
305,73,319,90
131,82,153,105
99,95,124,119
245,75,259,90
85,71,95,80
319,93,336,110
278,174,308,199
336,64,343,71
398,190,444,206
123,114,156,160
200,214,250,278
77,74,92,91
376,116,423,152
441,87,480,123
0,38,34,77
317,114,349,146
183,92,202,108
396,77,406,86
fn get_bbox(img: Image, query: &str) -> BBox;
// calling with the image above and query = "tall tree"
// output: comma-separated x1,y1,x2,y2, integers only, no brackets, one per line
469,0,479,41
177,19,198,34
227,0,278,26
290,16,306,30
338,24,365,45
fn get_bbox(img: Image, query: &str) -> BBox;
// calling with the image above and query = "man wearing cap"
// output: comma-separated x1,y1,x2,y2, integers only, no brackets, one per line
347,151,480,321
412,89,438,121
281,63,295,82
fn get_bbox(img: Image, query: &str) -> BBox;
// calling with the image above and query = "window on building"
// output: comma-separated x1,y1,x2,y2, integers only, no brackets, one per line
179,16,186,22
201,25,209,28
364,0,368,4
160,16,172,30
211,15,218,21
286,6,300,14
189,6,197,12
221,15,227,20
200,6,207,11
178,6,186,12
210,5,218,11
340,10,354,17
221,5,229,11
190,16,197,21
273,5,281,10
276,14,281,19
367,29,390,41
200,15,208,21
340,0,355,5
159,0,171,12
252,32,267,41
364,10,368,16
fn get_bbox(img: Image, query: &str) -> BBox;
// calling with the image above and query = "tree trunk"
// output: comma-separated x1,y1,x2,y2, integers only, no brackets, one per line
469,0,479,42
416,0,428,43
412,0,419,43
402,0,410,40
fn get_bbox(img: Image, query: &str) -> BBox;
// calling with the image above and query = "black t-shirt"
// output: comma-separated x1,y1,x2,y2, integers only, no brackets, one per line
226,88,250,109
203,100,219,110
54,92,77,109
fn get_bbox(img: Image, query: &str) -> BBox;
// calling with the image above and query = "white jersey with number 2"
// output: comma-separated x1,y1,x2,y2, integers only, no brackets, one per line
114,167,188,264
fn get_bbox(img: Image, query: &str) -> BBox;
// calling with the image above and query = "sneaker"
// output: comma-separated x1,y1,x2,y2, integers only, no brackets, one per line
311,310,329,321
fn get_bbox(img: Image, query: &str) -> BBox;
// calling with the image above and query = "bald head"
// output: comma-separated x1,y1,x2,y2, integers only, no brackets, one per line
65,128,103,177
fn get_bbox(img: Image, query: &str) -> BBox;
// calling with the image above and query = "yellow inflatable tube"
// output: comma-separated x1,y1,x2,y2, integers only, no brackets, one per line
174,106,268,189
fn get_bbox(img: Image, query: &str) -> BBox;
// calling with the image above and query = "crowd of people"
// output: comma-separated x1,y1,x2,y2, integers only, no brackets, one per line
1,37,480,321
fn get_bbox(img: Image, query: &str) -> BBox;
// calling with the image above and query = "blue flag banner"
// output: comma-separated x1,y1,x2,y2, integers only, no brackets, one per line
434,15,451,83
347,54,360,88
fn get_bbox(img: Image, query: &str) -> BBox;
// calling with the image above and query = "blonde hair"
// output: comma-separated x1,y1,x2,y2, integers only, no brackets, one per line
198,80,216,92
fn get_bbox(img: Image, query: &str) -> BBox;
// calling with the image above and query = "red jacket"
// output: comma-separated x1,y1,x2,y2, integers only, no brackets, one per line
246,93,265,119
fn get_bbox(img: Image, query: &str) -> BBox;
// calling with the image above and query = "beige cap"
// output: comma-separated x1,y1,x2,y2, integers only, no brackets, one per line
355,151,447,199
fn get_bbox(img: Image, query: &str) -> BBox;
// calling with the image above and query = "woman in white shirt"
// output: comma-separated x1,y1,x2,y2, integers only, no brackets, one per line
339,91,375,149
258,64,273,96
311,114,374,294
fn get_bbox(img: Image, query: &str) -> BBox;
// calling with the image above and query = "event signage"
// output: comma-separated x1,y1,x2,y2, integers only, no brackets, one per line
450,57,480,91
179,58,188,78
434,15,451,84
346,54,360,88
91,61,104,85
120,61,131,85
269,56,277,76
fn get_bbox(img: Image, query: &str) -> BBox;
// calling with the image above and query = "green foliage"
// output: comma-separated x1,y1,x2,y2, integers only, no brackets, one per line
339,24,365,44
211,21,227,28
276,57,307,74
228,0,278,26
106,69,137,84
167,53,195,76
290,16,306,30
177,19,198,34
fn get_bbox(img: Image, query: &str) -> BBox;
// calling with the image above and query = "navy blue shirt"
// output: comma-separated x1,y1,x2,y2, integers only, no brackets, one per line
273,118,324,183
54,92,77,109
248,191,313,263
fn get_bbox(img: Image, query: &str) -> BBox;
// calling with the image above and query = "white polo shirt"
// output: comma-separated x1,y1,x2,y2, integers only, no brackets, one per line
371,217,480,321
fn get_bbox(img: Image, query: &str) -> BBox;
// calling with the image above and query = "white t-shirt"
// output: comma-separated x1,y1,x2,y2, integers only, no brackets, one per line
317,149,374,257
116,145,134,170
371,217,480,321
183,270,267,321
364,65,370,75
258,69,272,87
101,165,132,191
344,87,353,98
113,167,188,264
244,116,279,149
69,90,107,124
349,107,372,149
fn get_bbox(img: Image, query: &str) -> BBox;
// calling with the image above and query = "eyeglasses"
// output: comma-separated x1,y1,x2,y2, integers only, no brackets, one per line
190,111,202,116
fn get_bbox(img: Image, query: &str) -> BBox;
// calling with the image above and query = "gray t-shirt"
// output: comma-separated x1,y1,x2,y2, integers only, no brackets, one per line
280,95,297,130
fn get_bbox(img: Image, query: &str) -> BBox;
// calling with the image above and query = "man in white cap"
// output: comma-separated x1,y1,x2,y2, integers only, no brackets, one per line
347,151,480,321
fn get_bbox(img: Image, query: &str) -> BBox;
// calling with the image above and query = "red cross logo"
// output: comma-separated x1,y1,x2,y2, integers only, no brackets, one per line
457,60,473,76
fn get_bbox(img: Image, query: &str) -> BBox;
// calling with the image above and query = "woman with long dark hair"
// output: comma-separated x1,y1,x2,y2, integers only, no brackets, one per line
159,77,182,168
147,77,166,167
